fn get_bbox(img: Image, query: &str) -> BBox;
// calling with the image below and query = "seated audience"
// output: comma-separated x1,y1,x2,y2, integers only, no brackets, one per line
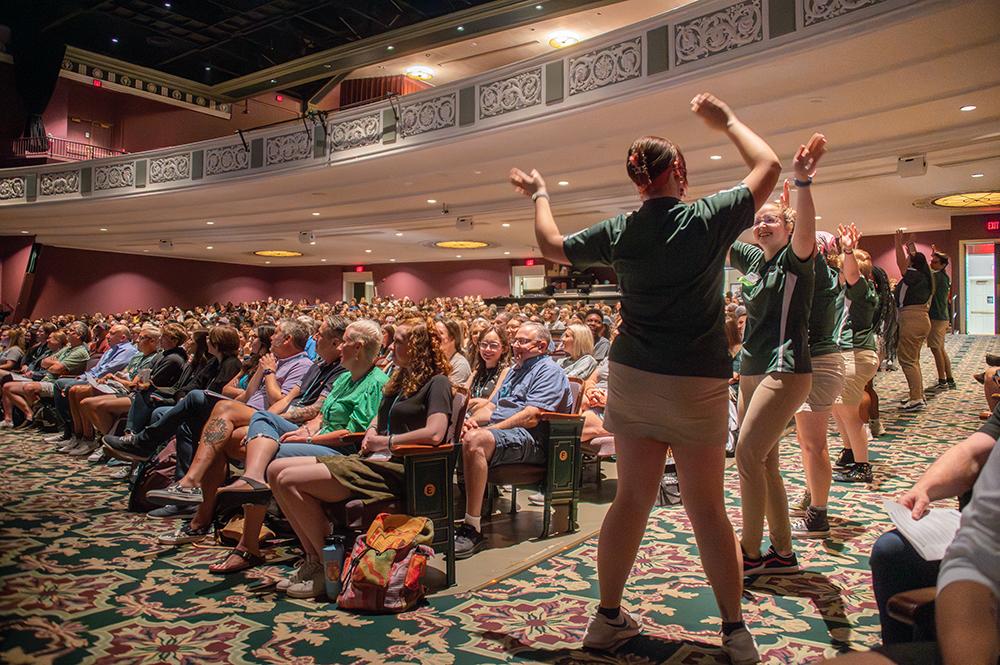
436,317,471,385
2,323,90,427
554,323,599,380
120,323,189,435
0,328,26,371
465,325,511,411
584,308,611,362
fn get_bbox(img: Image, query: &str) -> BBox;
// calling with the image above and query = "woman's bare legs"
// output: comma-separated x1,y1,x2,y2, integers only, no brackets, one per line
795,411,832,507
271,457,349,559
832,404,869,463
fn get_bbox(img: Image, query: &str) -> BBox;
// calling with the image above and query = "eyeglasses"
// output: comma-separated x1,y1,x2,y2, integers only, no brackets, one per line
511,337,538,347
479,341,502,351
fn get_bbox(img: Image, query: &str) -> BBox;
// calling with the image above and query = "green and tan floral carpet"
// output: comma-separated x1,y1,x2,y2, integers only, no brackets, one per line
1,335,992,664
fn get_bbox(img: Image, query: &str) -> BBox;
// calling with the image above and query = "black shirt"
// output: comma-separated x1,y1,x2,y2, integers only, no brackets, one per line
376,374,452,436
469,363,505,399
293,360,347,407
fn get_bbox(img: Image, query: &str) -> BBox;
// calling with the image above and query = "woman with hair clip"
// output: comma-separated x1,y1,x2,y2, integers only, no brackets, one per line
510,92,782,663
893,230,934,411
828,224,881,485
268,317,451,598
730,135,824,574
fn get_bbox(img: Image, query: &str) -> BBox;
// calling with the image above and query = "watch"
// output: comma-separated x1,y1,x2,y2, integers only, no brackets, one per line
262,369,275,377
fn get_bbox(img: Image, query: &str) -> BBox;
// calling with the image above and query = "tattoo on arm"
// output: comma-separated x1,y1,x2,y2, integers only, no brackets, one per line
201,417,232,451
284,403,320,423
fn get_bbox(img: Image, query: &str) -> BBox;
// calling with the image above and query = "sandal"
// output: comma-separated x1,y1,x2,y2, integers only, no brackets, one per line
209,547,265,574
216,476,272,503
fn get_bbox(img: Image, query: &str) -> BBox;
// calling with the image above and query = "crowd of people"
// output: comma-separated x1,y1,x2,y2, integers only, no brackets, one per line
1,92,992,665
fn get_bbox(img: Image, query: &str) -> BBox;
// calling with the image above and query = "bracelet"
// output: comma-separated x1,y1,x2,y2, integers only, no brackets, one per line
388,434,394,451
793,177,813,187
531,191,550,202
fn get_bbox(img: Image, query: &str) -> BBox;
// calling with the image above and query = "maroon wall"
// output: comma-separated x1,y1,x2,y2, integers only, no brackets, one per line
372,259,514,301
0,236,35,314
21,245,343,318
862,230,952,281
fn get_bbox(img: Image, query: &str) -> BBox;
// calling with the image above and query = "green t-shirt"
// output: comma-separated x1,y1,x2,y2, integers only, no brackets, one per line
123,351,161,378
809,253,847,357
845,275,879,352
43,344,90,382
929,270,951,321
563,184,756,378
319,366,389,437
730,241,814,375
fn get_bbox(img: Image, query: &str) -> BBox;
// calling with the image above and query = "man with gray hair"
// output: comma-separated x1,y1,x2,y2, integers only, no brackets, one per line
456,321,574,558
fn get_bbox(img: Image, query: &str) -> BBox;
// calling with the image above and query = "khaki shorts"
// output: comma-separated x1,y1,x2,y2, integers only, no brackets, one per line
37,381,55,397
604,362,728,447
927,320,949,350
797,352,845,413
838,349,879,405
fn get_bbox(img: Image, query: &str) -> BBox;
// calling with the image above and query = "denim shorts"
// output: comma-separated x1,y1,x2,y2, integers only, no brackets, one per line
276,443,345,459
246,411,298,442
489,426,545,467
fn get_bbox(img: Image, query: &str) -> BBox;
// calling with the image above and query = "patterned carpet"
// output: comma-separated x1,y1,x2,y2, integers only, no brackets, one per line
1,335,994,664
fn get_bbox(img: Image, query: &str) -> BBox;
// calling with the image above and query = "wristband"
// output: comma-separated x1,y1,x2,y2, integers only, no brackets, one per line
793,177,812,187
262,369,275,377
531,191,550,202
388,434,394,451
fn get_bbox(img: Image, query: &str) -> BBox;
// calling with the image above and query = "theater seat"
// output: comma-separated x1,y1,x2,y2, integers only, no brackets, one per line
324,387,469,587
485,378,585,539
887,586,937,639
582,435,615,486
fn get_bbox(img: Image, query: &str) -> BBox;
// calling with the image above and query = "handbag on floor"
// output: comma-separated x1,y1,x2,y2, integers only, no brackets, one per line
336,513,434,613
127,440,177,513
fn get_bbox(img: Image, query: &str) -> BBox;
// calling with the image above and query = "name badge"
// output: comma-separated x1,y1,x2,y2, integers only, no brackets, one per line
740,273,761,287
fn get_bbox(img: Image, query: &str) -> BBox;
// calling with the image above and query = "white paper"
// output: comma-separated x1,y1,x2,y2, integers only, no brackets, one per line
10,374,30,382
86,375,116,395
884,499,962,561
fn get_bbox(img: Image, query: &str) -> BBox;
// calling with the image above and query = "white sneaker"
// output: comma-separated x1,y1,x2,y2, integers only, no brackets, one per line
582,609,641,651
899,400,926,412
276,560,307,592
284,559,325,599
87,447,107,463
109,466,131,480
528,492,545,506
56,438,82,453
721,626,761,665
0,420,13,429
68,440,98,457
44,433,70,444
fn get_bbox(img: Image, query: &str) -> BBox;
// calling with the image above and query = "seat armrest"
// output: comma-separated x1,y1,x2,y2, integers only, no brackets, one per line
392,442,454,456
340,432,366,446
887,586,937,625
538,411,584,421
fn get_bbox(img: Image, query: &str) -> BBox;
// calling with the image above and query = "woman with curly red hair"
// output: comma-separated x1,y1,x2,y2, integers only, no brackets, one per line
269,317,452,598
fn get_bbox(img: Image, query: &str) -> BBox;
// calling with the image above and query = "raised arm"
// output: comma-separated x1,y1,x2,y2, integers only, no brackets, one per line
838,223,863,285
894,228,909,276
510,168,569,265
789,133,825,261
691,93,781,210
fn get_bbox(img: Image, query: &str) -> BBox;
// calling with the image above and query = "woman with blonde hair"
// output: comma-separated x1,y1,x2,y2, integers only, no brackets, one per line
555,323,598,380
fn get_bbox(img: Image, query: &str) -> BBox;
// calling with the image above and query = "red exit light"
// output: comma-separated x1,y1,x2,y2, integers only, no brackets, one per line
354,265,364,272
92,79,102,87
275,94,284,102
986,220,1000,232
524,258,535,266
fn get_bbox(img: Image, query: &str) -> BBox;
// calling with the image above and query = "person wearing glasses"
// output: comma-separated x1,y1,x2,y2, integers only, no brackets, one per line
464,325,511,409
455,321,574,559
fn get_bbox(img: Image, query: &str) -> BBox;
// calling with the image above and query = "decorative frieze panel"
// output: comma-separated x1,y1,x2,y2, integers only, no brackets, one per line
0,177,26,201
479,68,542,119
39,170,80,196
94,162,135,191
204,145,250,177
804,0,884,26
399,94,457,137
265,130,313,166
329,114,381,152
674,0,763,65
568,38,642,96
148,153,191,184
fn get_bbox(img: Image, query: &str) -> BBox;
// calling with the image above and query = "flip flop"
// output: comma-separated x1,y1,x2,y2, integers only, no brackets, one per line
217,476,271,501
209,547,265,574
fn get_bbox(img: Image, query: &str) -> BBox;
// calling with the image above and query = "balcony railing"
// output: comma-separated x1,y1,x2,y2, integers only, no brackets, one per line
11,137,127,162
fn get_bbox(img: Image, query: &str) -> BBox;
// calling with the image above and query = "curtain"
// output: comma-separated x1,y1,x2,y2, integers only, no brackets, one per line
10,25,65,152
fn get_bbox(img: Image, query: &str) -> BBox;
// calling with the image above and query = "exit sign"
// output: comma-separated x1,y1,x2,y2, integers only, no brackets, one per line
987,220,1000,232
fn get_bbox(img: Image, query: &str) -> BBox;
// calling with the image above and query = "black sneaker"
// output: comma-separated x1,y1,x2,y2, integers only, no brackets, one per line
946,378,956,389
985,353,1000,367
102,433,156,463
791,507,830,539
834,462,873,483
454,523,486,560
833,448,854,469
147,504,197,519
744,546,799,575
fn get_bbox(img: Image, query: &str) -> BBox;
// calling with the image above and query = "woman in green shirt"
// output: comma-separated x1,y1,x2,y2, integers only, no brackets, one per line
730,134,825,577
511,93,781,662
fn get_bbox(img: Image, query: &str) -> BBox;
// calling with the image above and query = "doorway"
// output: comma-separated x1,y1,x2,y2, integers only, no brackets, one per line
962,241,997,335
343,271,374,303
511,265,545,297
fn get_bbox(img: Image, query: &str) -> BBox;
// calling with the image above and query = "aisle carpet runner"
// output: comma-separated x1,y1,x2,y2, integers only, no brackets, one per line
0,335,992,664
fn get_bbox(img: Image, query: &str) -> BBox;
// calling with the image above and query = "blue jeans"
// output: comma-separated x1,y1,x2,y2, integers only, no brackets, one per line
870,529,941,644
137,390,219,479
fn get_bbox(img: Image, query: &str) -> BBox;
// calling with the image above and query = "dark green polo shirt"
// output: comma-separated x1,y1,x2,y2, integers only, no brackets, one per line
845,275,879,352
730,241,814,375
563,184,755,378
895,267,932,307
809,253,847,357
929,270,951,321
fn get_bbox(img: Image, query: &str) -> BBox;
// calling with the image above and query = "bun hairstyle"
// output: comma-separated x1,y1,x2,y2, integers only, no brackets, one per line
626,136,687,194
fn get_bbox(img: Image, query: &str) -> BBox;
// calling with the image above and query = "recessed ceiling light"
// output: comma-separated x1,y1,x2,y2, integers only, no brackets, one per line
311,212,321,216
265,261,271,264
309,241,316,245
558,180,569,186
932,191,1000,208
269,78,277,84
206,221,214,225
324,64,332,69
365,249,372,253
427,199,437,204
164,1,171,7
254,249,302,257
111,37,119,44
395,232,403,236
99,228,108,231
457,26,464,31
471,42,478,46
473,170,482,175
535,4,543,9
502,223,511,228
972,173,985,178
405,66,434,81
143,249,149,252
206,245,213,249
547,31,580,48
710,155,722,160
19,230,28,234
503,251,510,255
387,45,395,51
960,105,977,112
815,216,822,220
390,258,396,262
321,258,327,262
435,240,488,249
204,66,211,71
456,254,462,258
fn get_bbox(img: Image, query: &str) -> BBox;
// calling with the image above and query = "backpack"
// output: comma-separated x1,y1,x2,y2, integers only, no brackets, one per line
337,513,434,613
127,440,177,513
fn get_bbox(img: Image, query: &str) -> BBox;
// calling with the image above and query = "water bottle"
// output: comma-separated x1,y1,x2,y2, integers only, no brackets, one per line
322,535,347,600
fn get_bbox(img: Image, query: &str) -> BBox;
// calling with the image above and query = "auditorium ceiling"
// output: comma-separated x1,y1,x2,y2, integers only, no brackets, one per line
1,0,999,267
